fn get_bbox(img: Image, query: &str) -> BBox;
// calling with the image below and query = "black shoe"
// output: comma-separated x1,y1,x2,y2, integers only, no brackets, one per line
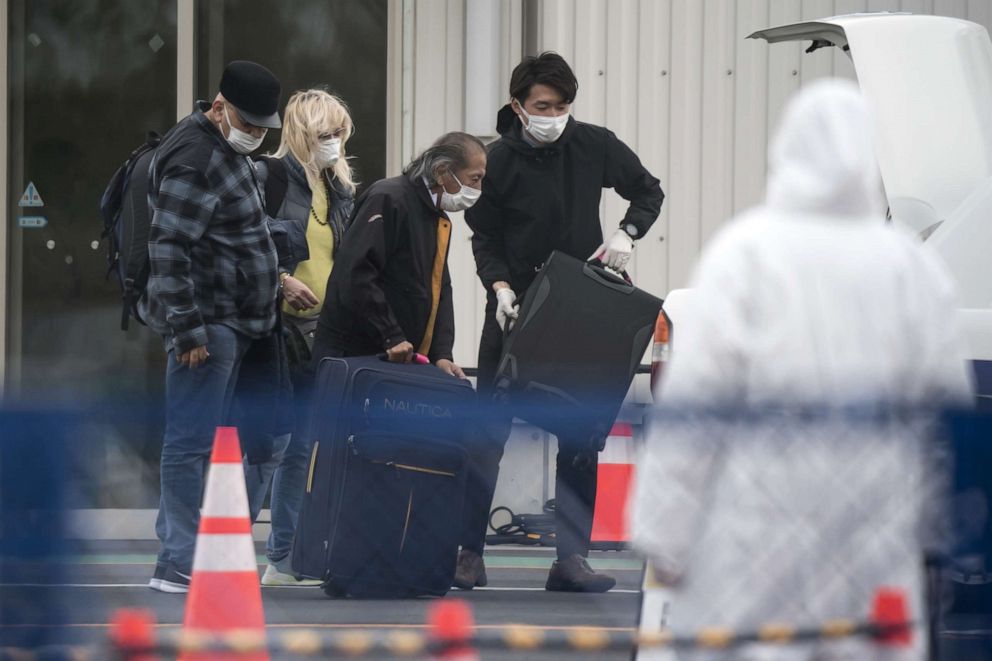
147,563,167,591
453,549,488,590
545,554,616,593
153,564,191,594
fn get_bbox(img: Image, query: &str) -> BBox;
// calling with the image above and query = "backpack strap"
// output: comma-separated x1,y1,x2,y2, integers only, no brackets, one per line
120,147,157,330
260,156,289,217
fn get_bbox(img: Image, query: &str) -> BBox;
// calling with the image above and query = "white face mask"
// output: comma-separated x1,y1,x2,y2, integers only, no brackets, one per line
439,171,481,212
518,106,569,144
224,107,266,154
316,137,341,169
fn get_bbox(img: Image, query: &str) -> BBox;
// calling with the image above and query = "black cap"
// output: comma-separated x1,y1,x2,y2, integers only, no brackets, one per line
219,60,282,129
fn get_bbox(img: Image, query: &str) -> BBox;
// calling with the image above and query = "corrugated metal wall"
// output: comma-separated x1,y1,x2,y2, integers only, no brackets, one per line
402,0,992,368
399,0,523,366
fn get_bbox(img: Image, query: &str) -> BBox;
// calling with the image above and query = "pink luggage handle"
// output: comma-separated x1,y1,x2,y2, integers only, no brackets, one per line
376,351,431,365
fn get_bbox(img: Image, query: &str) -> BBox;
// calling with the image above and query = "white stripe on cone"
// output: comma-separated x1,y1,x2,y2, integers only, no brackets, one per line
600,427,635,464
201,463,251,517
192,533,258,572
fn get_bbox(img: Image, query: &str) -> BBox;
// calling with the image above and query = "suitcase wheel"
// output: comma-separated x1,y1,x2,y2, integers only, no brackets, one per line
322,579,348,599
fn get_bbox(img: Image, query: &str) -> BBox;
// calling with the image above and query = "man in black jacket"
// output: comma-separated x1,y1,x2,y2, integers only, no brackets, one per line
311,132,485,376
459,52,664,593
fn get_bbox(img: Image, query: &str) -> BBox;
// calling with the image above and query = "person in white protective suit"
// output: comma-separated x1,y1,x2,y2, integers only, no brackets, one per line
629,79,974,661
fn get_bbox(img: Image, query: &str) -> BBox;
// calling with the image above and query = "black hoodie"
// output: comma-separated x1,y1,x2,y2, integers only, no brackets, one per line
465,104,664,302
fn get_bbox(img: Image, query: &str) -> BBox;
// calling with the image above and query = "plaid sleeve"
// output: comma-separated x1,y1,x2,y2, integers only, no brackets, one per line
148,164,220,353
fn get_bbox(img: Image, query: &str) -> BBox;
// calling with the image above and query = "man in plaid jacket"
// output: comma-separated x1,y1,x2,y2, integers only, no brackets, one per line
141,61,283,593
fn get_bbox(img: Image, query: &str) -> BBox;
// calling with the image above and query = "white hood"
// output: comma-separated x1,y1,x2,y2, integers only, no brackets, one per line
649,79,972,408
766,79,884,218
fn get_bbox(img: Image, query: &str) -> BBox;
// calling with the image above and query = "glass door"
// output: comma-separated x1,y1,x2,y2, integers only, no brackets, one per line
7,0,177,506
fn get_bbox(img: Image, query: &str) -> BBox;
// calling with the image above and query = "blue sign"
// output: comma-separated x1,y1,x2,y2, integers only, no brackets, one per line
18,182,44,207
19,216,48,228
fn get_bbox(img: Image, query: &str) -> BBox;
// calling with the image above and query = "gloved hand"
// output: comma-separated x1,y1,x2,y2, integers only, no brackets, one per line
590,228,635,271
495,287,519,331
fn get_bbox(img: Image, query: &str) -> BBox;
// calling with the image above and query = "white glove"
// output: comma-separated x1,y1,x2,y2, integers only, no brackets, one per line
591,228,635,271
495,287,519,331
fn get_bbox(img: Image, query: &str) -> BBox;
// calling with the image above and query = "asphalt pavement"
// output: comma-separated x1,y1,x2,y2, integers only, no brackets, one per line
0,541,643,660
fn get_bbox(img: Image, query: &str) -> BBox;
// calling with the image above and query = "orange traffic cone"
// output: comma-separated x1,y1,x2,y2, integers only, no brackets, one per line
871,586,912,647
180,427,267,661
591,423,636,549
429,599,479,660
110,608,158,661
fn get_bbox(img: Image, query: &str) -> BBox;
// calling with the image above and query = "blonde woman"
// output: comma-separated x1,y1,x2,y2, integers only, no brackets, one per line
246,89,357,585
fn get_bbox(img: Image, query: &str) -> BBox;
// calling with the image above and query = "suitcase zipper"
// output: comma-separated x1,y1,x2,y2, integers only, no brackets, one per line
305,441,319,494
325,436,356,574
399,489,414,554
392,462,455,477
351,435,457,477
371,459,456,478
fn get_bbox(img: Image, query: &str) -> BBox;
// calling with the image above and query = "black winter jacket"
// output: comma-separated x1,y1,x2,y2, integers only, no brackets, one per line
315,175,455,361
256,153,354,274
466,105,664,303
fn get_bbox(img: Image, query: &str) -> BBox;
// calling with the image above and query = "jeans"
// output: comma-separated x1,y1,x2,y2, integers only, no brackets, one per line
244,316,326,571
155,324,252,572
245,431,314,570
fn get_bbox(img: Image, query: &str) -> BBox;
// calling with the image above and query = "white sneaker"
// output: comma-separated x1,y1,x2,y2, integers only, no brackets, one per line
261,563,321,586
148,563,166,591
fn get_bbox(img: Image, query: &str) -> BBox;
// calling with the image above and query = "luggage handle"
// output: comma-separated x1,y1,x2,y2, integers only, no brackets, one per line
583,258,635,293
502,256,633,343
374,352,430,365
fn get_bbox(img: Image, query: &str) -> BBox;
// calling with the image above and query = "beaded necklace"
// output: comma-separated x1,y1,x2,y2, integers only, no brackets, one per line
310,179,330,226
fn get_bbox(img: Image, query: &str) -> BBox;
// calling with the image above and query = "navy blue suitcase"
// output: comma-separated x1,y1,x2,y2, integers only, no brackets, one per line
292,356,474,598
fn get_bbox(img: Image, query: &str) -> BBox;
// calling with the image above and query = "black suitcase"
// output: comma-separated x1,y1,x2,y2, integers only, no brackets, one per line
292,355,474,598
493,251,662,447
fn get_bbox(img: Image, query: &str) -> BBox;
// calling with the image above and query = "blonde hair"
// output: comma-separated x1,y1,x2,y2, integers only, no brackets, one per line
273,89,357,194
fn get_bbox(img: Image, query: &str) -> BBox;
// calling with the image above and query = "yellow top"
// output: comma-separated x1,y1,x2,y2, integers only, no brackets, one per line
284,180,334,318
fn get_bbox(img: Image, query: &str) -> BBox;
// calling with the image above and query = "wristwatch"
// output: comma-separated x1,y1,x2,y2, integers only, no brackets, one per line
622,224,639,239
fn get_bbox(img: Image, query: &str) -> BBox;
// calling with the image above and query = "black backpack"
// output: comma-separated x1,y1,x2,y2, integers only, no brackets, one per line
99,132,160,330
257,155,288,216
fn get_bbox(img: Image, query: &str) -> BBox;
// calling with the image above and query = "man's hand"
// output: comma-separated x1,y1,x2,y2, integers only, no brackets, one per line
435,359,467,379
386,340,415,363
178,345,209,368
494,284,519,331
590,228,635,271
283,275,320,312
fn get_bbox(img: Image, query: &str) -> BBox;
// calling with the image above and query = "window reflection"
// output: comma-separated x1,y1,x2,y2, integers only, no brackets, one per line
195,0,388,189
5,0,389,509
8,0,178,506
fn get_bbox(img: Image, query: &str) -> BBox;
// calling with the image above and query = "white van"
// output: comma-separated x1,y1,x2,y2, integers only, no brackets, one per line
655,14,992,407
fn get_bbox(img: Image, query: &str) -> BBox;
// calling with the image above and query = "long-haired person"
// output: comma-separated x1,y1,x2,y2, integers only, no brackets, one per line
309,131,485,374
246,89,357,586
